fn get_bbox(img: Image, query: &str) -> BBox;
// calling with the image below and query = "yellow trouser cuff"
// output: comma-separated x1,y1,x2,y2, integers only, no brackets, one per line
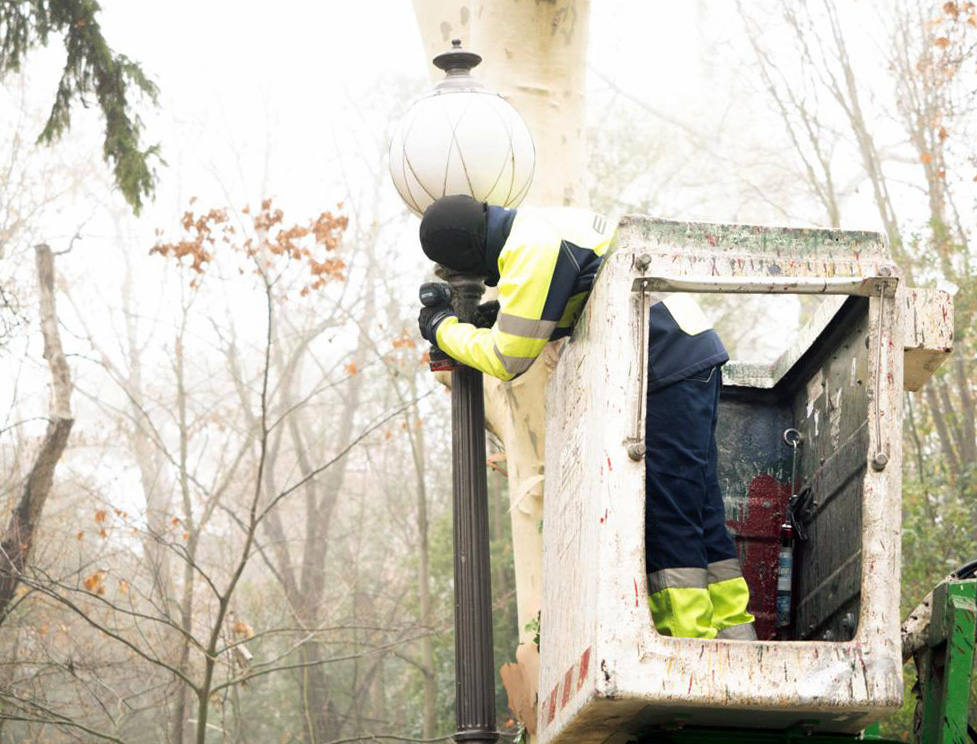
649,587,717,639
708,576,754,631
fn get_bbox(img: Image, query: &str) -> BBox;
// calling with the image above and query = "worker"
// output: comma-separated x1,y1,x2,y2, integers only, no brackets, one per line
416,194,755,640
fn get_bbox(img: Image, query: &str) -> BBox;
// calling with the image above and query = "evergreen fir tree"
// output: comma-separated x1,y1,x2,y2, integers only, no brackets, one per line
0,0,160,213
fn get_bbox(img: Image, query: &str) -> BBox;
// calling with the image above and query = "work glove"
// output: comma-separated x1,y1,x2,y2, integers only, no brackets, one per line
418,304,455,346
471,300,500,329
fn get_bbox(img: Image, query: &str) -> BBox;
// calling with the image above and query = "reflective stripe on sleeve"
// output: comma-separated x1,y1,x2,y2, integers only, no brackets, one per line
493,346,537,377
497,313,557,340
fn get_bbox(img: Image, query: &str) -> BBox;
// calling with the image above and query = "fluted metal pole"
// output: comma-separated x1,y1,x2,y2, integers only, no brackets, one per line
440,269,499,744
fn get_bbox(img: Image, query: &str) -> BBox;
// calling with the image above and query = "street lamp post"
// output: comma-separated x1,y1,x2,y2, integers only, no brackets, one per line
389,41,535,743
441,267,496,743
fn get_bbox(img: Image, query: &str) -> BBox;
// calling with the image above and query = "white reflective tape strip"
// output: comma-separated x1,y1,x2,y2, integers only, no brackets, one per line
707,558,744,584
662,294,713,335
493,346,536,376
647,567,708,594
716,622,757,641
497,314,557,339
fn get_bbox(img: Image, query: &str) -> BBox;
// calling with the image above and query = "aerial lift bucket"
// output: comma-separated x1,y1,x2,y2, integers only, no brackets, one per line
538,218,953,742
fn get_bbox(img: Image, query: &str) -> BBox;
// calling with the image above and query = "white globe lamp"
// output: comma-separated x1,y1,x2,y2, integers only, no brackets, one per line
389,40,535,216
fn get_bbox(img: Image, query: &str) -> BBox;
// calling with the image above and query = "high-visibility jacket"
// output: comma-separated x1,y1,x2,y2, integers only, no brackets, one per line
435,207,728,382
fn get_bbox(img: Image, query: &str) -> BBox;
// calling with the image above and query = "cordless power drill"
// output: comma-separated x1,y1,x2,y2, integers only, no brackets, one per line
419,282,460,372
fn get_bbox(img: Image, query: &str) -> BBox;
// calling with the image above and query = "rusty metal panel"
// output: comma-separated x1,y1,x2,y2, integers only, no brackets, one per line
788,301,872,641
539,218,905,743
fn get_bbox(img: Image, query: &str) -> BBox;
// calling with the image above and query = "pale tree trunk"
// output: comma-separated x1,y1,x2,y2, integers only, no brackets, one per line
172,313,198,744
413,0,472,71
403,372,438,739
121,260,175,617
471,0,590,209
411,2,591,737
250,313,368,743
0,245,73,622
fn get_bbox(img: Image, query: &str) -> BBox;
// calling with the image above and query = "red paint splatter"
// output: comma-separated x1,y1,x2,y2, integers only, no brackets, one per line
606,455,612,471
577,647,591,689
633,577,640,607
547,688,558,724
561,667,574,708
725,474,791,641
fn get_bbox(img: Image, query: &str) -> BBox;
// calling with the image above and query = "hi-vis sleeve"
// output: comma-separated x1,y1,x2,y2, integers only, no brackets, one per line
435,216,563,381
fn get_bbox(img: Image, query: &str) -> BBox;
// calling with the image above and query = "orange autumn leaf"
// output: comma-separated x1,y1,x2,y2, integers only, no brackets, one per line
934,36,951,48
391,330,418,349
83,571,106,595
94,509,107,523
920,152,934,164
345,362,358,376
232,620,255,638
154,198,348,297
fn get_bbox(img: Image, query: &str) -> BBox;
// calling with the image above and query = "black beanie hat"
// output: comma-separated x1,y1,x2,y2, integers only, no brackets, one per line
419,195,487,272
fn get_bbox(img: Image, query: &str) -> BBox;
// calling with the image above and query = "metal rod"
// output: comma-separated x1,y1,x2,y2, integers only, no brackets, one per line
871,284,889,471
627,280,649,460
630,274,898,296
451,365,498,743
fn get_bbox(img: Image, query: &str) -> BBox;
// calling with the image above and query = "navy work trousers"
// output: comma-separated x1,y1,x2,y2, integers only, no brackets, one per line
644,365,738,574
